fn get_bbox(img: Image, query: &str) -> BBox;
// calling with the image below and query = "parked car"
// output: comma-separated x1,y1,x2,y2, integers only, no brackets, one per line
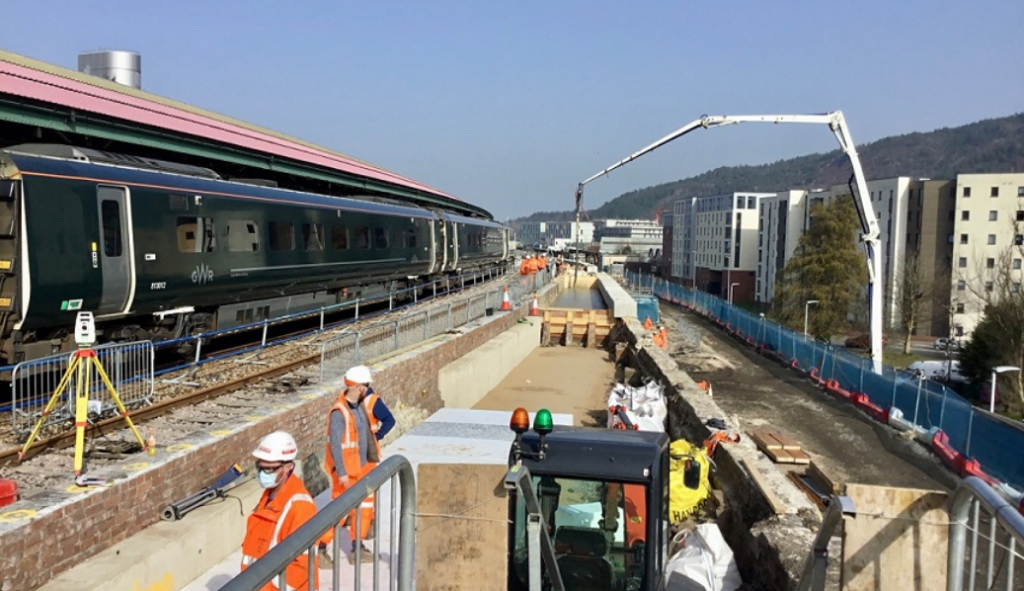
933,338,963,351
844,334,889,349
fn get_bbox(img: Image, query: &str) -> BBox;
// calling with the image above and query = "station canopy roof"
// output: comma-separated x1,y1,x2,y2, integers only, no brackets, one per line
0,49,491,218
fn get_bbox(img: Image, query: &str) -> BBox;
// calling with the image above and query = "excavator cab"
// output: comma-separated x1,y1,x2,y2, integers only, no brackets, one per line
507,414,669,591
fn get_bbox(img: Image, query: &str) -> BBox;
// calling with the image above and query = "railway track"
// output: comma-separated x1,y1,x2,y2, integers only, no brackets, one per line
0,272,514,490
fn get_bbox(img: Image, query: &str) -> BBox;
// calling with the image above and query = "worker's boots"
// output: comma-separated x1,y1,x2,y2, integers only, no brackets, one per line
348,542,373,565
317,544,335,570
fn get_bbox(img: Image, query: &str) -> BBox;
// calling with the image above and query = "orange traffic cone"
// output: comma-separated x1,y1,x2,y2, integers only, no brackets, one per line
643,316,653,330
500,285,512,311
529,294,540,316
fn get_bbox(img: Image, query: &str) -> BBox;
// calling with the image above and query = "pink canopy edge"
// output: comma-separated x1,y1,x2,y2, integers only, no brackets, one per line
0,59,462,202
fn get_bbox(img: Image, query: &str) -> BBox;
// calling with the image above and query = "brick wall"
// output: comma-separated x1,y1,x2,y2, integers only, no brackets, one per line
0,288,557,591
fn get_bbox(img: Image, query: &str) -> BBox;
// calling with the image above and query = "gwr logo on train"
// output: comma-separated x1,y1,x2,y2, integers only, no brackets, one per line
191,263,214,285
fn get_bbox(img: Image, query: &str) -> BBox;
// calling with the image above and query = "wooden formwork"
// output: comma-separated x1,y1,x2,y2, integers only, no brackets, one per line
540,308,613,347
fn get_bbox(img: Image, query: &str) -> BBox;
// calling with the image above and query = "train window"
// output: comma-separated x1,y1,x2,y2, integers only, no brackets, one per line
226,220,260,252
354,227,370,249
330,226,349,250
302,223,324,251
269,222,295,251
403,229,417,248
374,228,389,249
100,200,123,257
176,217,217,253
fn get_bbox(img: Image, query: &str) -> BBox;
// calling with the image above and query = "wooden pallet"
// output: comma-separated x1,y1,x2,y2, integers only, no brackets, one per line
748,429,811,464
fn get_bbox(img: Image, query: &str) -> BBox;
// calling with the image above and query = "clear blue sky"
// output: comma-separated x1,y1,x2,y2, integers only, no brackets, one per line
4,1,1022,220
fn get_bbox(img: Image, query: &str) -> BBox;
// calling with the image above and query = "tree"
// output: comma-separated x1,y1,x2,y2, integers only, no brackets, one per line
958,234,1024,414
894,250,940,354
771,198,867,340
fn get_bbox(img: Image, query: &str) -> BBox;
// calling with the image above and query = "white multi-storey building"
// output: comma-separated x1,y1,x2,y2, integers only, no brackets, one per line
545,221,594,251
671,197,696,282
948,173,1024,337
594,219,663,255
756,190,811,304
672,192,772,302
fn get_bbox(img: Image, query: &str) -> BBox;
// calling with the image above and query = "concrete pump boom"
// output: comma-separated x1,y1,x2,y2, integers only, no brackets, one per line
576,112,883,371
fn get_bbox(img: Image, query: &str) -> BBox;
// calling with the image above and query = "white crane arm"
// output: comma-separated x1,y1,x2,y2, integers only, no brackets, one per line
576,111,884,370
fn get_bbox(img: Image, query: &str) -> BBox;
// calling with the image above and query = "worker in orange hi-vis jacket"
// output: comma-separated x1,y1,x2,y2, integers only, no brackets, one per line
520,254,532,275
241,431,317,591
658,326,669,350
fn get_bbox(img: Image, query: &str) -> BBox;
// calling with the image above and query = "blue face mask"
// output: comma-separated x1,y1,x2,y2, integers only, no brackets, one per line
258,470,280,489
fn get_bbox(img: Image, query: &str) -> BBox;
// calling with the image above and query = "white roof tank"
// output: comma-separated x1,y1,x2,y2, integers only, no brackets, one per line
77,50,141,89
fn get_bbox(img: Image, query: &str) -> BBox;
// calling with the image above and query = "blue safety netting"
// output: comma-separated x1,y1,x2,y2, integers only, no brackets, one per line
627,272,1024,490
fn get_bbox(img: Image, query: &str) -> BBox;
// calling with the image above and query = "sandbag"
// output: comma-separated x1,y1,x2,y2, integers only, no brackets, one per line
668,439,712,523
664,524,742,591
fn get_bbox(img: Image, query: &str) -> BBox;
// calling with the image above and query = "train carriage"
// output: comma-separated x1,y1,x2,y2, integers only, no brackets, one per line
0,145,509,365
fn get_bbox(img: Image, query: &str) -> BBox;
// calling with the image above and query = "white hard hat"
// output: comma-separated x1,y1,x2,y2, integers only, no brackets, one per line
253,431,298,462
344,364,373,385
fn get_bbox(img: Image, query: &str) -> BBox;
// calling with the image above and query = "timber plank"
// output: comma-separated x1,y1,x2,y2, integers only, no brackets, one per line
740,459,787,515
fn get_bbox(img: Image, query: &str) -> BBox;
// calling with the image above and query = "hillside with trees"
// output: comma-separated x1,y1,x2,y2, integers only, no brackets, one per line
517,112,1024,223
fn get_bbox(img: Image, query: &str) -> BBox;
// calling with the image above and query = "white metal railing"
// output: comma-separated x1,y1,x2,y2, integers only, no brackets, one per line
220,455,416,591
319,269,552,380
11,340,154,436
947,476,1024,591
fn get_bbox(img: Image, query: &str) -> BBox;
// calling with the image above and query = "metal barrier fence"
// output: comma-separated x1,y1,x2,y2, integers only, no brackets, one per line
948,476,1024,591
11,341,155,437
220,455,416,591
320,268,552,380
628,272,1024,491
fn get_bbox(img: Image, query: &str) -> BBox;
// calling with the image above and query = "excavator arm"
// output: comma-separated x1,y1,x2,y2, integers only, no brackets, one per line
576,112,884,370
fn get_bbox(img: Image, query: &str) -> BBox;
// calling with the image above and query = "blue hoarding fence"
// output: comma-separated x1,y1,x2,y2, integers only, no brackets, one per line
626,271,1024,493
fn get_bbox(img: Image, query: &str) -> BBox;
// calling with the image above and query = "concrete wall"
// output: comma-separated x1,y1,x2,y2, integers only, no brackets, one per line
40,480,263,591
595,273,637,319
439,320,541,408
0,285,561,591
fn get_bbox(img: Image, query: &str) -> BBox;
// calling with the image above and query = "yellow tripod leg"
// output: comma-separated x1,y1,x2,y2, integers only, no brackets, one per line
73,354,91,476
92,357,147,450
19,355,81,460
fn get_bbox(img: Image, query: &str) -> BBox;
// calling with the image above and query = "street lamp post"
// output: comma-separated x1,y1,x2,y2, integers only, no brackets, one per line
804,300,820,339
989,366,1021,414
728,282,740,304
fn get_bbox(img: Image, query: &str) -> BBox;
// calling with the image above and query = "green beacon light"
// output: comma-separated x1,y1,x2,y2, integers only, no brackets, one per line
533,408,553,436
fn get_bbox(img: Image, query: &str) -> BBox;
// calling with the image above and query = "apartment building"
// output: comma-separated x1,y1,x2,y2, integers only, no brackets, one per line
682,192,773,303
517,222,547,248
948,173,1024,338
756,190,810,304
593,219,663,255
545,221,594,251
671,197,696,284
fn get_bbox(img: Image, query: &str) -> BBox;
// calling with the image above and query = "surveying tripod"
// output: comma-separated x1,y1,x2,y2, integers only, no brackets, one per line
18,312,148,477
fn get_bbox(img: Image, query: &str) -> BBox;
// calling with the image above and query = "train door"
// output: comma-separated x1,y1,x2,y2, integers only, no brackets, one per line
435,217,447,272
96,186,135,315
448,221,459,270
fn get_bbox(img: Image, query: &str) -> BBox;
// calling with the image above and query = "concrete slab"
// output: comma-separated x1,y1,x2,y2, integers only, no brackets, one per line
595,273,637,319
473,346,616,427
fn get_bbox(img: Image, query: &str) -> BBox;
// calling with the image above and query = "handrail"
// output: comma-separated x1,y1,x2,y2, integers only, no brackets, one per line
504,464,565,591
795,496,856,591
220,455,417,591
947,476,1024,591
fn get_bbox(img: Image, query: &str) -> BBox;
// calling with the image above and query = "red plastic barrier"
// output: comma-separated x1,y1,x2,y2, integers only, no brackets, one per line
850,393,889,422
931,431,999,486
745,337,754,345
808,368,824,386
824,379,854,401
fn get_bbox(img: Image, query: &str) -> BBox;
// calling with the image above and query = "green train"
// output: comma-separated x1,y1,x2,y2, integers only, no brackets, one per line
0,144,511,366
